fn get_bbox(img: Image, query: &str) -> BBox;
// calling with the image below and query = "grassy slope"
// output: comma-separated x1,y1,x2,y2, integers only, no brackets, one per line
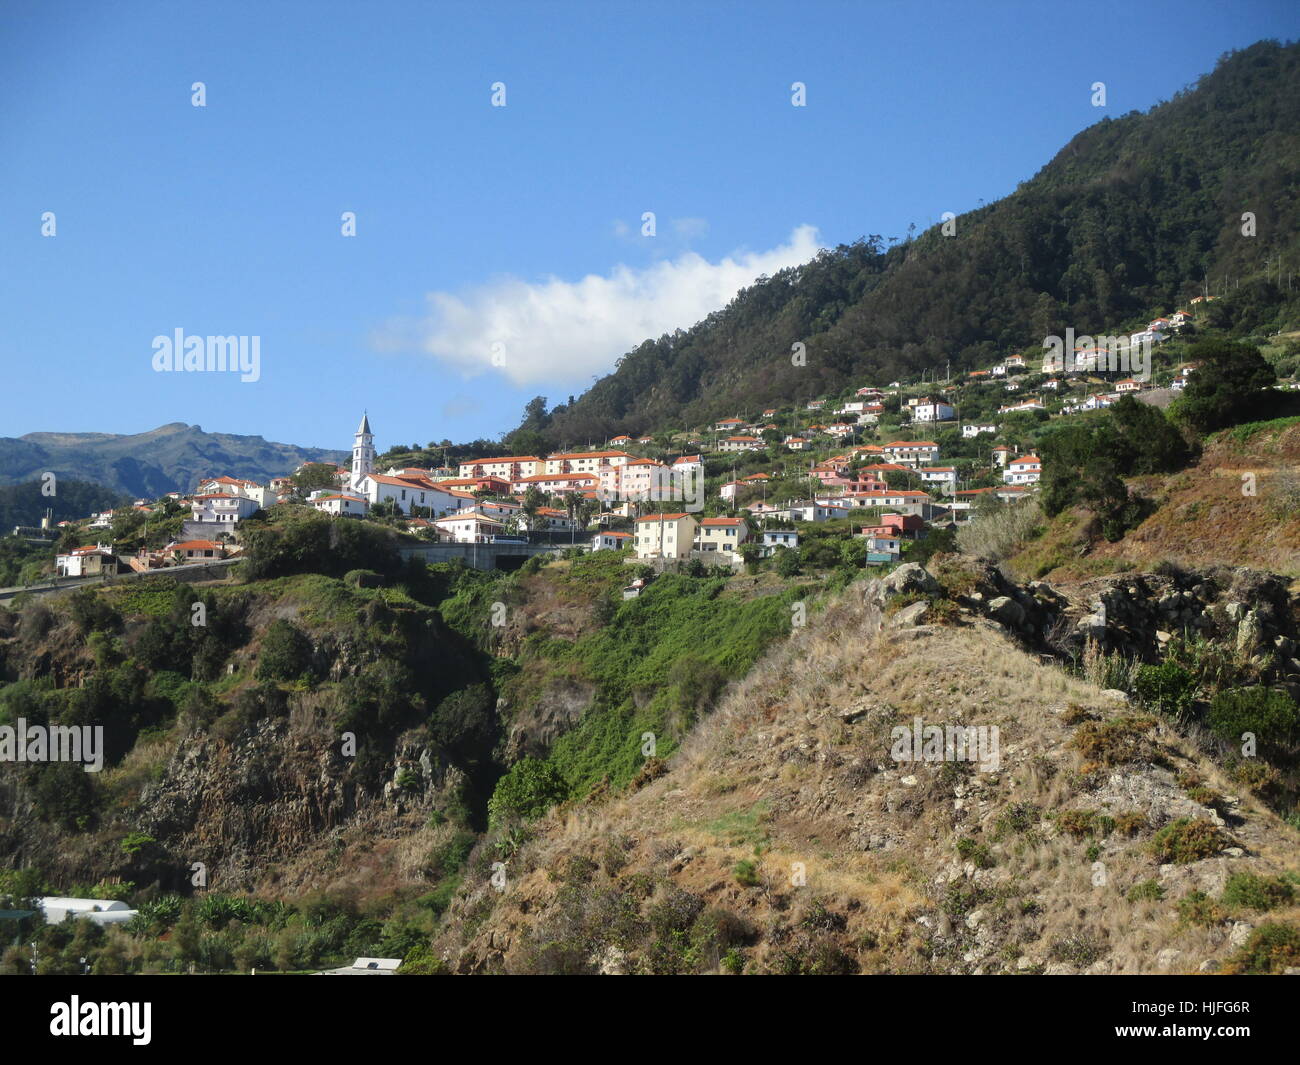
434,587,1300,974
1010,417,1300,583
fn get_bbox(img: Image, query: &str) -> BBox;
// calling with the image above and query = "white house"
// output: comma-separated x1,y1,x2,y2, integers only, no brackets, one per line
310,493,369,517
432,511,506,542
634,513,699,559
962,424,997,438
998,399,1045,414
913,400,955,423
918,466,958,491
190,493,262,525
521,507,578,533
882,441,940,466
695,517,748,558
719,435,764,453
1004,456,1042,485
356,473,472,517
759,529,799,556
789,501,851,522
38,897,137,927
591,531,633,551
55,544,118,577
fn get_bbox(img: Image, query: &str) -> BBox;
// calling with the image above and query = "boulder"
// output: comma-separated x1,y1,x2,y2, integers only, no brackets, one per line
889,601,931,628
986,596,1025,628
881,563,939,598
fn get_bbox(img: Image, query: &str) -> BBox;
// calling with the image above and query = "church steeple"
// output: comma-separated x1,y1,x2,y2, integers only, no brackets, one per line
351,411,375,489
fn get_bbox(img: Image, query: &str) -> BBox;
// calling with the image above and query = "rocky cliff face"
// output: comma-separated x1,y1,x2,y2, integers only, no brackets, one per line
882,558,1300,695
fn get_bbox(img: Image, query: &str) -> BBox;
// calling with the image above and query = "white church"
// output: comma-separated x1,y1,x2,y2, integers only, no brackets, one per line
320,413,474,519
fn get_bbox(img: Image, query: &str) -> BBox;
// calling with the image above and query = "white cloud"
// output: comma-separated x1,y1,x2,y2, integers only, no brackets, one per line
379,225,822,387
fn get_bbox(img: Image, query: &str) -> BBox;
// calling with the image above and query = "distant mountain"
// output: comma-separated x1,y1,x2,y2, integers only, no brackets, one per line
0,423,348,498
523,40,1300,446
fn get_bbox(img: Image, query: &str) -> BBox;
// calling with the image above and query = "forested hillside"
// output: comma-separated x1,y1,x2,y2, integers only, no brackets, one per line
518,40,1300,448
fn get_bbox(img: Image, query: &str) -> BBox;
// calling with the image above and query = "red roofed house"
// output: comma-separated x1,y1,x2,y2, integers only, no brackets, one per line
695,517,749,559
1004,455,1042,485
592,531,634,551
634,513,699,559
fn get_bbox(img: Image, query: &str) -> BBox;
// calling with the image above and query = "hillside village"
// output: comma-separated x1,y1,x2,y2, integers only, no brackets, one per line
31,299,1299,586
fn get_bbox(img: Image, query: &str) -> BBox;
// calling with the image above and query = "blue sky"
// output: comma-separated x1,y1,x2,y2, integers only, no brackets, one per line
1,0,1296,454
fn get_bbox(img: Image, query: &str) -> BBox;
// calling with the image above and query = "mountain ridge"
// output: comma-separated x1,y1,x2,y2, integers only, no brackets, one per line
0,423,348,498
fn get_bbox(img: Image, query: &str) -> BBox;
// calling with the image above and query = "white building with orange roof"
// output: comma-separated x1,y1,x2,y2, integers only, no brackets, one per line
881,440,940,466
543,450,632,475
592,531,634,551
190,493,262,525
510,472,600,495
1004,455,1042,485
432,510,506,543
310,493,369,517
719,435,764,452
354,471,474,516
457,454,545,480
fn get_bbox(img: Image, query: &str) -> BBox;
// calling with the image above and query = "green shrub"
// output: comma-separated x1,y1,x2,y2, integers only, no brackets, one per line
255,619,313,682
1220,872,1295,912
487,758,568,827
733,859,760,887
1176,889,1225,927
1133,662,1198,722
1127,879,1164,902
956,837,995,868
1223,922,1300,974
1149,818,1227,864
1206,687,1300,752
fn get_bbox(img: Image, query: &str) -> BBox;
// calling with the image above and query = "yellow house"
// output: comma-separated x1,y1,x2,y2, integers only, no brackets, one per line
634,513,698,559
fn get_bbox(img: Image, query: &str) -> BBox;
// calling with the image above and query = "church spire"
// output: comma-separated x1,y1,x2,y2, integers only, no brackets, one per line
351,411,375,490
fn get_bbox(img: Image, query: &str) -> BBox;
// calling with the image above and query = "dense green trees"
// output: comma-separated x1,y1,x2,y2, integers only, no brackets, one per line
240,510,402,580
522,42,1300,444
1171,338,1278,434
1040,397,1189,538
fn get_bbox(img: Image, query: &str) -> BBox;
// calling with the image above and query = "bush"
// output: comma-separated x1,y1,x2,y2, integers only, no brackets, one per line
1133,662,1198,722
1220,872,1295,912
255,619,313,682
1176,890,1225,927
1071,715,1158,767
1057,809,1097,839
428,685,496,764
1206,687,1300,752
1149,818,1227,864
1127,879,1164,902
1222,922,1300,975
956,837,995,868
32,762,99,830
487,758,568,827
